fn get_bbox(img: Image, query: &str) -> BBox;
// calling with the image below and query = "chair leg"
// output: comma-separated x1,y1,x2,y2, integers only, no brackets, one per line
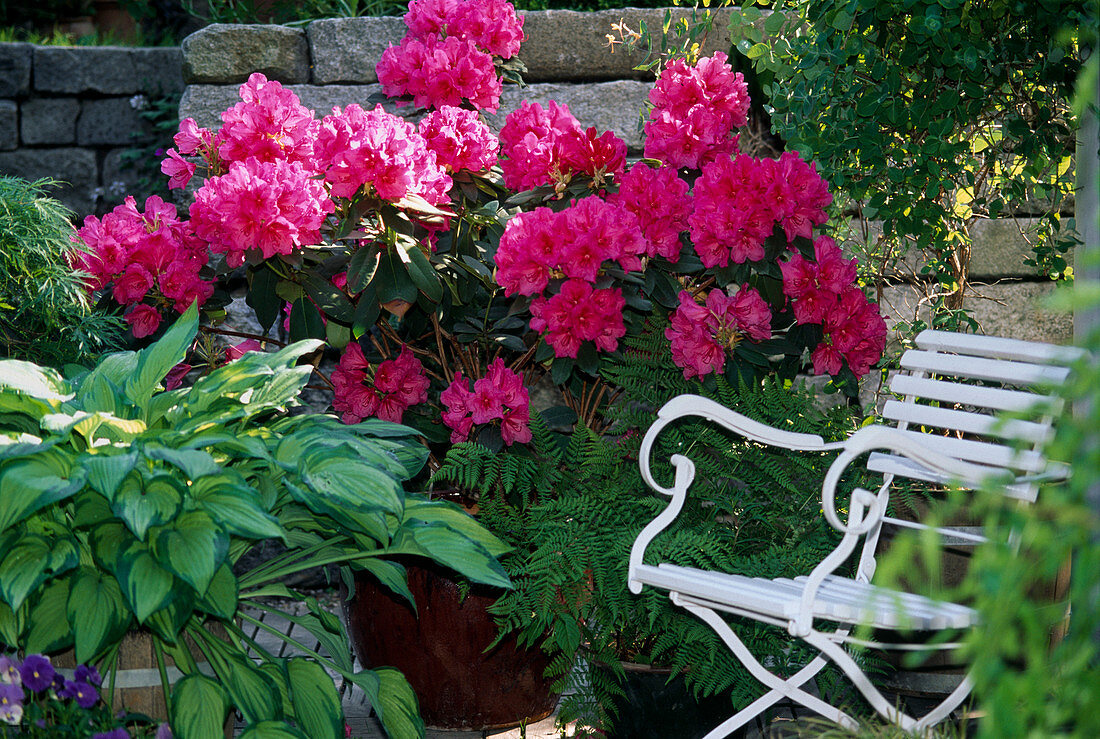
912,674,973,732
673,595,860,738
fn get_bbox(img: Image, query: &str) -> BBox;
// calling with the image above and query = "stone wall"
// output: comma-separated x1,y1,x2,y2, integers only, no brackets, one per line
0,44,183,218
175,9,1073,346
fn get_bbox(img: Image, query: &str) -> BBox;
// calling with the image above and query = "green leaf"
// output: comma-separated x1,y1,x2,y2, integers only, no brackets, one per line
351,287,380,339
125,303,199,412
236,722,309,739
0,450,84,534
0,534,77,610
0,360,71,401
80,450,138,497
192,485,285,541
0,599,23,646
356,667,424,739
145,586,196,643
353,558,413,608
346,245,381,295
403,244,443,303
403,498,510,557
746,42,769,59
114,541,175,623
302,272,355,323
288,298,327,342
299,453,405,516
151,511,228,595
373,251,418,307
286,658,344,739
196,563,238,621
550,357,574,386
212,649,283,724
67,566,130,663
248,263,284,333
24,576,73,654
392,521,511,590
144,445,220,480
171,673,231,739
111,474,184,541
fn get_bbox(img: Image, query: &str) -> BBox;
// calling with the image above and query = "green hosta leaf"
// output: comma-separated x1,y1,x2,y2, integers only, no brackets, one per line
144,444,220,480
67,566,130,663
110,474,183,541
403,498,510,557
90,522,131,572
125,303,199,412
192,485,285,541
151,511,228,595
353,667,424,739
258,660,294,720
80,450,138,498
196,563,238,620
24,576,73,654
285,658,344,739
391,521,511,590
236,722,309,739
0,450,84,534
0,389,56,419
0,533,78,610
145,586,197,643
354,558,413,609
0,360,71,401
282,480,390,546
114,541,175,623
0,599,23,646
246,365,314,410
171,673,231,739
299,452,404,516
209,648,283,724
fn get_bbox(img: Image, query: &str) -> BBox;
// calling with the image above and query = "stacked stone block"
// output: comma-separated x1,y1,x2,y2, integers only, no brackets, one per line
0,43,183,218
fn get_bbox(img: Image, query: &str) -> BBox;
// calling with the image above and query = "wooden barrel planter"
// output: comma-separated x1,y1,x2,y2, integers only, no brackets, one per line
344,559,559,731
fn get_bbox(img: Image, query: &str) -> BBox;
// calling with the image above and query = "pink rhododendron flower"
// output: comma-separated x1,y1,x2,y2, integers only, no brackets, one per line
189,158,334,268
161,149,197,190
643,52,750,170
218,73,318,166
665,286,772,379
494,207,558,296
377,35,502,112
498,101,624,191
125,303,162,338
441,359,531,445
557,196,646,277
315,104,452,204
529,280,626,358
607,162,692,261
448,0,525,58
225,339,265,362
418,106,499,174
332,344,429,424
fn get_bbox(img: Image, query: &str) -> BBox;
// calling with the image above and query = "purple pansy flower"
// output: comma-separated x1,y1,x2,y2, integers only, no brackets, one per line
92,729,130,739
155,722,173,738
0,683,22,725
0,656,19,685
75,664,103,687
18,655,54,692
59,679,98,709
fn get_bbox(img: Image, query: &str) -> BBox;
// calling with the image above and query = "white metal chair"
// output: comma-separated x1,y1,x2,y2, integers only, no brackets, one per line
627,330,1084,736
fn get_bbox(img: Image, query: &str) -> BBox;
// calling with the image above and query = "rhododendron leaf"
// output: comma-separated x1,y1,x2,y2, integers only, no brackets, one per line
402,245,443,303
288,298,326,342
351,286,380,340
372,252,417,307
346,246,381,295
493,334,526,352
576,344,600,377
24,576,72,654
67,566,129,663
285,658,344,739
551,357,574,385
534,340,555,362
539,405,578,431
302,272,355,323
248,264,283,333
171,674,231,739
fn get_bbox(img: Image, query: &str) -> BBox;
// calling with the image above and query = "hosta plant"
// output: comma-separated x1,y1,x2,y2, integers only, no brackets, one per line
0,305,511,739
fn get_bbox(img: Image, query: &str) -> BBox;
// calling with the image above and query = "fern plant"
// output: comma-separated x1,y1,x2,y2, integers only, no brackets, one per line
0,176,126,368
433,317,874,734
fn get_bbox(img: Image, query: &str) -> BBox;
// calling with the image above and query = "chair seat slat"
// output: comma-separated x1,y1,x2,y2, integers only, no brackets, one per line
882,400,1053,444
900,350,1070,386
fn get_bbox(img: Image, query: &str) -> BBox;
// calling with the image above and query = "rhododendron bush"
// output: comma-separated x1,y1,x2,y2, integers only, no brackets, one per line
72,0,886,455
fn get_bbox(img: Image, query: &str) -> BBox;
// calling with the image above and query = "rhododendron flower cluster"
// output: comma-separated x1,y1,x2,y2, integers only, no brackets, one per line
781,236,887,377
218,74,318,166
606,162,693,262
315,103,452,203
689,151,833,268
666,287,772,379
498,100,626,191
417,105,500,174
643,51,751,170
496,196,643,357
440,359,531,445
377,0,524,112
331,343,430,423
189,157,334,268
74,195,213,338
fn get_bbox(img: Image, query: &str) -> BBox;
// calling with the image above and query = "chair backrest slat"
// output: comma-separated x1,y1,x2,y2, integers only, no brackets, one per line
881,399,1053,444
888,374,1057,413
900,350,1071,386
915,329,1085,365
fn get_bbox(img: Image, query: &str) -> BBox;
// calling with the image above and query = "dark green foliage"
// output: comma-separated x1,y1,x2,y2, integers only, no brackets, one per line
731,0,1084,333
0,176,126,368
434,318,871,732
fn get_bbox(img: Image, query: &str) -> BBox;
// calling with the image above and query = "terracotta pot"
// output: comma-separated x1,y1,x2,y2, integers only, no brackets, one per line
344,559,559,731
